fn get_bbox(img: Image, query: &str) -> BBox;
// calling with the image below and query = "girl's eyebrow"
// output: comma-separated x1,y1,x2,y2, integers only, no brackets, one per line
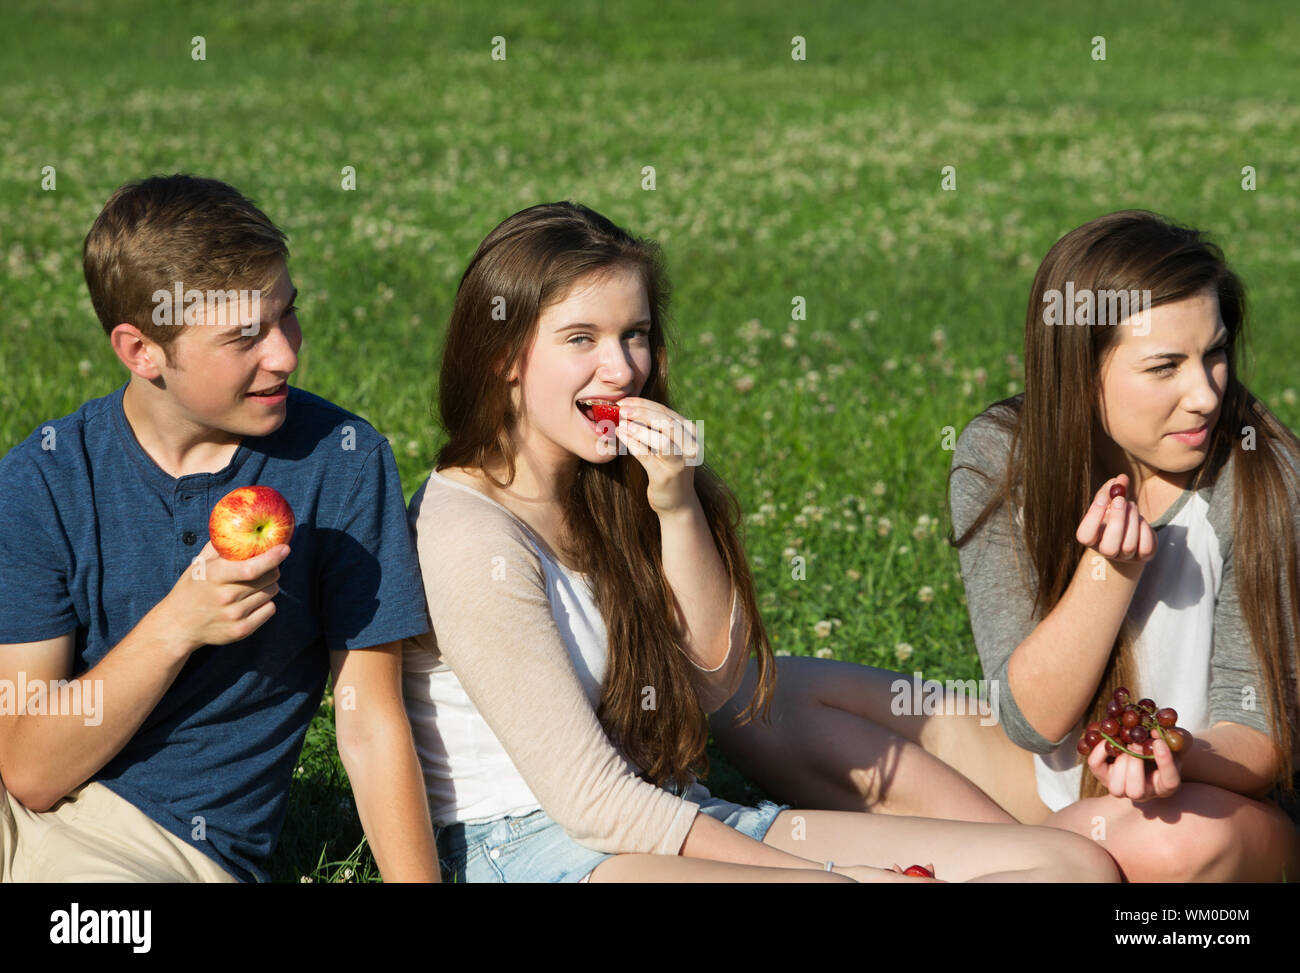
555,319,651,332
1138,328,1229,362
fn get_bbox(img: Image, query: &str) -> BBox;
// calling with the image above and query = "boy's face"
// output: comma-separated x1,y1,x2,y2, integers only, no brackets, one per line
161,266,302,439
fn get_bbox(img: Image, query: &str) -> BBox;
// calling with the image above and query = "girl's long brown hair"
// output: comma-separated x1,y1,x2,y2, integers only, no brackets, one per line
951,210,1300,802
435,201,776,789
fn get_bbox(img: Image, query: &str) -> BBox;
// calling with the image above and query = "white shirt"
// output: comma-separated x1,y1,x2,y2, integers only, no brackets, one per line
1033,491,1221,811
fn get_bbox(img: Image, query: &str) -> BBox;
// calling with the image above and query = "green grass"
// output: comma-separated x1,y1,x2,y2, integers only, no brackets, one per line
4,0,1299,881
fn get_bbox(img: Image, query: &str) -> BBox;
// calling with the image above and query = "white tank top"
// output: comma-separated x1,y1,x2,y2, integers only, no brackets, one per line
403,471,609,825
1033,491,1221,810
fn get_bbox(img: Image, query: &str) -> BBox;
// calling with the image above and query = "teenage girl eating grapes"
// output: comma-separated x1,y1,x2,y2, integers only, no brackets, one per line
711,210,1300,882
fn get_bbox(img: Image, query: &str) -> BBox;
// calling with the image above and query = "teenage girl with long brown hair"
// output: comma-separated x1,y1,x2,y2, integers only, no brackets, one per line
712,210,1300,881
400,201,1119,882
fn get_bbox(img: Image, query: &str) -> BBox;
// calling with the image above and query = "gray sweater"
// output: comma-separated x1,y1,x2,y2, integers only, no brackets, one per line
948,400,1278,761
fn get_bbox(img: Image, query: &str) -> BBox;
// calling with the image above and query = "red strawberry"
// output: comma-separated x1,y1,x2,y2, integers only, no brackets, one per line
903,864,935,878
589,401,620,424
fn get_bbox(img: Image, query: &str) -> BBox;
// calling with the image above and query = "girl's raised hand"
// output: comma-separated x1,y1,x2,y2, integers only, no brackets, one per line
1075,474,1157,563
611,397,701,516
1085,735,1183,802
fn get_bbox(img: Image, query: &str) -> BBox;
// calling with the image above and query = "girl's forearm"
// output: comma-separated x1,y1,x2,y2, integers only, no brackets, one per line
1005,548,1145,741
658,497,732,670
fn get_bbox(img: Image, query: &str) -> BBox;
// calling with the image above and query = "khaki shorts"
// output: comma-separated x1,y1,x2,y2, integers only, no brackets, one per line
1,774,238,883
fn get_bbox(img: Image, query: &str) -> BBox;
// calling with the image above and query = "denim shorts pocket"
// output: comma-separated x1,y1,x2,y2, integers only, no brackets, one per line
435,824,488,884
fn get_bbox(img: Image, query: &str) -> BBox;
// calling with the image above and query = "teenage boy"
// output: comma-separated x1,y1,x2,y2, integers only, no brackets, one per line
0,174,437,882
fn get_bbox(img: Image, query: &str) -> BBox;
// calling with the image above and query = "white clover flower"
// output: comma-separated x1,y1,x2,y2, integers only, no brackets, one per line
733,375,755,393
782,546,798,559
918,586,934,603
1284,388,1297,406
895,642,913,663
872,481,886,497
876,517,892,536
814,620,833,638
814,646,834,659
78,359,92,377
846,568,861,581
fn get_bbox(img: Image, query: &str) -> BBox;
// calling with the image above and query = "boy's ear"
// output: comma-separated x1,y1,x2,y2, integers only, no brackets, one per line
109,323,166,379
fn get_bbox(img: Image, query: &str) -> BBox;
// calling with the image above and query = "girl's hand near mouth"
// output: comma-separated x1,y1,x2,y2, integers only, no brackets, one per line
612,397,701,517
1075,473,1158,563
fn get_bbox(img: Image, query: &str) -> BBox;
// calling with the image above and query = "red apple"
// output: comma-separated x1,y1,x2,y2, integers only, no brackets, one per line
209,486,295,560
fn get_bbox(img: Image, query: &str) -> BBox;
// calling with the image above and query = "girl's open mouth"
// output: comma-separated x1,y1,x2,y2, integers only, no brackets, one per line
576,397,620,429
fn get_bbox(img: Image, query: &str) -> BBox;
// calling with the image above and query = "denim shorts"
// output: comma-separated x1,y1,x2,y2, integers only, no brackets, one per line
434,780,790,883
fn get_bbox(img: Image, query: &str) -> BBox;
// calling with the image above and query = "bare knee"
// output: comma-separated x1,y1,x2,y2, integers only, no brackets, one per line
1035,826,1121,883
1098,790,1296,882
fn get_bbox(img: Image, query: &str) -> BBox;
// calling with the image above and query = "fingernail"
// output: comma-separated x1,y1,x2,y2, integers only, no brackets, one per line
1112,496,1125,509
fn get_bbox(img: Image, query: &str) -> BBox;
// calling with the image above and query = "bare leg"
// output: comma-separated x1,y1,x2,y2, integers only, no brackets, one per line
588,855,852,882
759,808,1118,882
712,657,1047,824
1043,784,1300,882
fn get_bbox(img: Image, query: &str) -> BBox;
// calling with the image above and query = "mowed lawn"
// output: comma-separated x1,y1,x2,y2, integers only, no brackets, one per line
3,0,1298,881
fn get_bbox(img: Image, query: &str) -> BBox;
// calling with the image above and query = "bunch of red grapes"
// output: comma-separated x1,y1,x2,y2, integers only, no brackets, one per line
1076,687,1193,765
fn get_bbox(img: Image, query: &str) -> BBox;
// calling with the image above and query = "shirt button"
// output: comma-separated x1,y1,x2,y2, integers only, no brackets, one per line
182,531,197,545
489,848,500,860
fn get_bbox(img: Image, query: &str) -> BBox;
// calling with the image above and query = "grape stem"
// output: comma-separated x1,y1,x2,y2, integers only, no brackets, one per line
1098,729,1154,760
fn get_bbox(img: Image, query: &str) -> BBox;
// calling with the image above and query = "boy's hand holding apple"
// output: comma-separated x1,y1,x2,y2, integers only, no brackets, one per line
151,486,296,658
154,541,289,658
